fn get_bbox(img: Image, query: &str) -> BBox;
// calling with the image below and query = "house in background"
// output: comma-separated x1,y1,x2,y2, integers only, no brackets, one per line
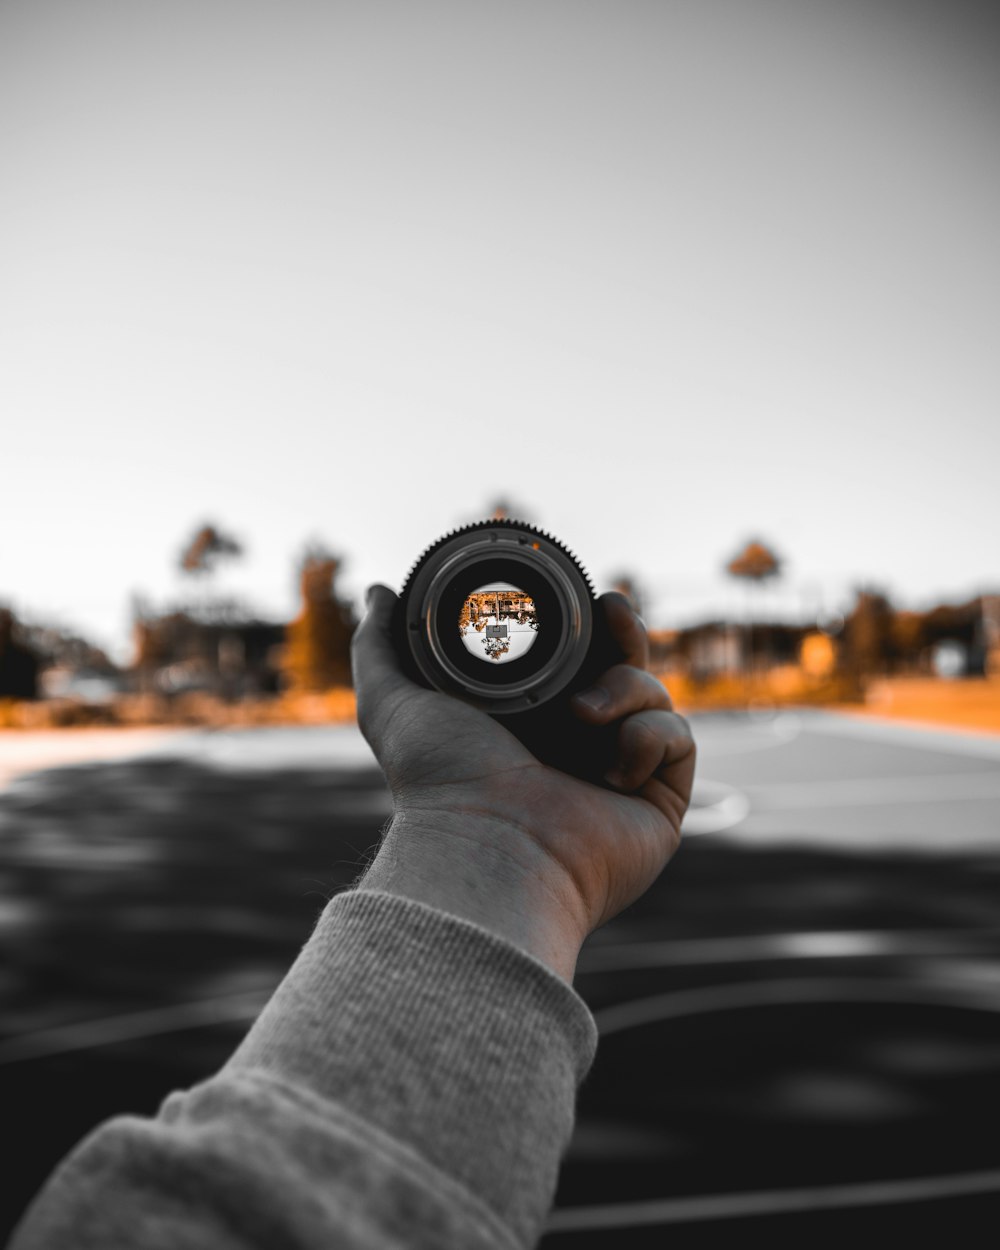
132,607,286,699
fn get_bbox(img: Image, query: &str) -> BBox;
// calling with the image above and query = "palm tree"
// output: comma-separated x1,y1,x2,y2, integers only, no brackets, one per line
725,538,782,689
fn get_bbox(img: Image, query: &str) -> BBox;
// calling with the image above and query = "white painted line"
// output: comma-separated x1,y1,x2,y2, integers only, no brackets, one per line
592,977,1000,1037
5,932,993,1064
682,780,750,834
546,1167,1000,1232
579,927,1000,973
0,991,271,1066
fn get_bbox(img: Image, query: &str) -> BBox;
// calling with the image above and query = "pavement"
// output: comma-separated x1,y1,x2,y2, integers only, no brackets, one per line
0,727,188,792
1,710,998,1243
690,709,1000,849
6,710,997,849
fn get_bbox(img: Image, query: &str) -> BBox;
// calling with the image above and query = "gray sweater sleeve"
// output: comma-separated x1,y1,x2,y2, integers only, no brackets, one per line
9,889,598,1250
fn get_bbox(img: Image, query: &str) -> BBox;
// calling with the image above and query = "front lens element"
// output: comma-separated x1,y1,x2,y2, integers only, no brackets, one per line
459,582,539,664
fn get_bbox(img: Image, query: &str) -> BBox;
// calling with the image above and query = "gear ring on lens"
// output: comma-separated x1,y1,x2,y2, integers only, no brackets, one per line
396,520,600,715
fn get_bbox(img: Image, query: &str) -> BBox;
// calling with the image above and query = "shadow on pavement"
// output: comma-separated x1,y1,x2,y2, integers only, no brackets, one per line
0,756,998,1242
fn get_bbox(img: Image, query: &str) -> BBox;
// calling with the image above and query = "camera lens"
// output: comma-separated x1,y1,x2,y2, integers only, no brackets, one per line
459,583,539,665
396,520,598,714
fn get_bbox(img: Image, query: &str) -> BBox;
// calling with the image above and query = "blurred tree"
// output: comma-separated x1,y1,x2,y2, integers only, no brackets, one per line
176,522,247,629
0,608,40,699
610,572,644,618
179,523,243,577
725,538,783,681
843,589,896,681
484,497,536,525
891,611,926,668
726,539,782,583
282,546,357,691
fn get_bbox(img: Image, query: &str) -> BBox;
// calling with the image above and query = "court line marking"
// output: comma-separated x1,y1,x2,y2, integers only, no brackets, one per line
546,1167,1000,1232
579,927,1000,972
591,977,1000,1037
5,930,998,1064
0,991,271,1066
682,781,750,834
546,979,1000,1231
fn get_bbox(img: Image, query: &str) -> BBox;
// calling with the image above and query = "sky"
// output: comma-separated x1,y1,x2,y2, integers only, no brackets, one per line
2,0,998,661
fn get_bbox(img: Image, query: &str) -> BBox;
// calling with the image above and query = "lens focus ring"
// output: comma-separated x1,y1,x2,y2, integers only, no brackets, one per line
397,521,597,714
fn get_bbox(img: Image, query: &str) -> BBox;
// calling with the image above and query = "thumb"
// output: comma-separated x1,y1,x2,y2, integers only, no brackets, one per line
351,583,417,743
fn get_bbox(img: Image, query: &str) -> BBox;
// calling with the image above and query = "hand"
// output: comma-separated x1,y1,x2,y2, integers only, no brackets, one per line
352,585,696,981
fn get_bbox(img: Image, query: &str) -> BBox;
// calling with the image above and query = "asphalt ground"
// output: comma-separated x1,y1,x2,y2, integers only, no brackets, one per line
1,711,998,1244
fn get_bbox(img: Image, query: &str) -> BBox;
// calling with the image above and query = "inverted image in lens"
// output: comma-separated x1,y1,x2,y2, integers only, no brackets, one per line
459,583,538,664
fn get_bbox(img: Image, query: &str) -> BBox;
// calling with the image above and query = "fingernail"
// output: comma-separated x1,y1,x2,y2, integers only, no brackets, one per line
604,767,626,789
365,585,375,608
573,686,609,713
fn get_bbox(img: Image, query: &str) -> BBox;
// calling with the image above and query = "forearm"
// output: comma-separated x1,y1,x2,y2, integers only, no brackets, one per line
11,889,597,1250
360,809,590,982
224,888,596,1240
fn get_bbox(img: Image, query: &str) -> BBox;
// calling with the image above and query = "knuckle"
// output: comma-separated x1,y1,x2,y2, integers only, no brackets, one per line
671,711,694,740
627,714,664,749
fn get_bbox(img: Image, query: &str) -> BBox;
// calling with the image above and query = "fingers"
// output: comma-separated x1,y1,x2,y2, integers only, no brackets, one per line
599,591,649,670
351,584,415,745
570,603,689,806
605,709,697,813
571,664,673,722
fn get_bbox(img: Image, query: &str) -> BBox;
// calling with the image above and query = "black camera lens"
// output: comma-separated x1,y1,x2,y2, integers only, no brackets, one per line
395,519,606,716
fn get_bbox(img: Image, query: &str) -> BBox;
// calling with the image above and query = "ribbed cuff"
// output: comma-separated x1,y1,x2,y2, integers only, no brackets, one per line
225,888,597,1245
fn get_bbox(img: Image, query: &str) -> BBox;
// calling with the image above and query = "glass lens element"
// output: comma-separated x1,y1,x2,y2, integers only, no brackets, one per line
459,583,539,664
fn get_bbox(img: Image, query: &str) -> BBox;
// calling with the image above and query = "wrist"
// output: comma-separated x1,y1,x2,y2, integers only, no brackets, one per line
358,808,589,982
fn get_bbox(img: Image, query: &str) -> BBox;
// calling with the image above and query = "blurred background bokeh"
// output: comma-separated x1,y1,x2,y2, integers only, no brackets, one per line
2,0,999,1242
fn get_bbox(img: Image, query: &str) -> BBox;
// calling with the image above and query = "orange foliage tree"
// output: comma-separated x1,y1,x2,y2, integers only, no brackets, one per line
282,547,357,691
725,538,783,680
726,539,782,583
179,523,243,576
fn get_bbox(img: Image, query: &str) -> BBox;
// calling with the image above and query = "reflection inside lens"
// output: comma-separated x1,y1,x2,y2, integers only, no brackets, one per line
459,583,539,664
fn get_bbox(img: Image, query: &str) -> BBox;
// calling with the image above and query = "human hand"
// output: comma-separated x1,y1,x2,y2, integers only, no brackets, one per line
352,585,696,981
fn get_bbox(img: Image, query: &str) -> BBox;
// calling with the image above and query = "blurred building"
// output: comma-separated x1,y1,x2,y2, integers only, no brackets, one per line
462,590,536,623
23,619,122,703
133,609,285,698
655,620,811,680
845,592,994,680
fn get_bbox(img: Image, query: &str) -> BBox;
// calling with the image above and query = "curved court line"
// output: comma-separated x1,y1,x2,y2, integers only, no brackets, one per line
0,990,271,1066
579,926,1000,973
551,978,1000,1232
546,1166,1000,1232
681,780,750,835
6,934,998,1065
592,976,1000,1037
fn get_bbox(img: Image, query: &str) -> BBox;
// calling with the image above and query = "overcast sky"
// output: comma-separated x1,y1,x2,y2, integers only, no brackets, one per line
2,0,998,659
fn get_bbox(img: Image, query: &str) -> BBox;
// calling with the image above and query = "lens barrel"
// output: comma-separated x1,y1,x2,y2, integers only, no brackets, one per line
394,521,623,780
396,520,605,713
